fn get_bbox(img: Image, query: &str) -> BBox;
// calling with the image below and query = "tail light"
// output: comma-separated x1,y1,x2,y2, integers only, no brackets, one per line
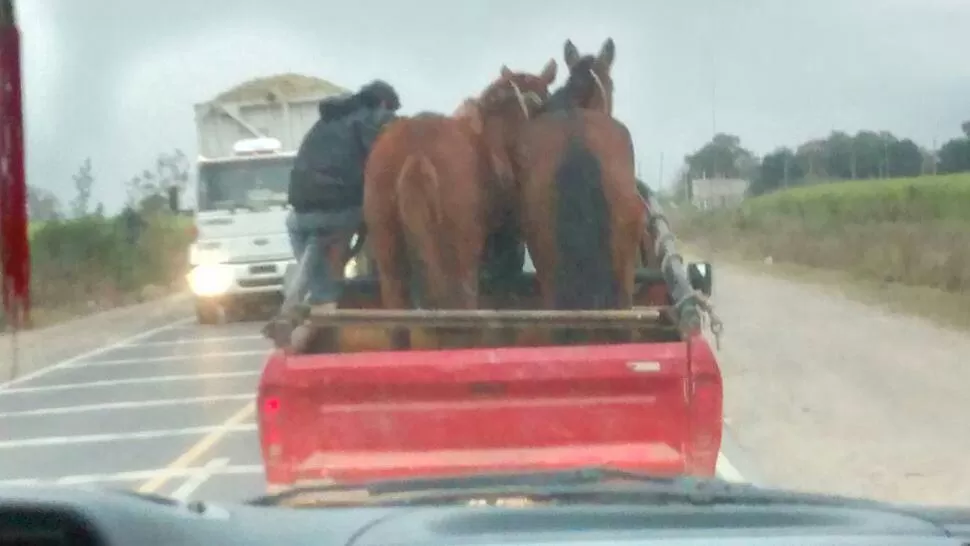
188,223,199,242
686,374,722,475
258,393,284,471
684,335,723,477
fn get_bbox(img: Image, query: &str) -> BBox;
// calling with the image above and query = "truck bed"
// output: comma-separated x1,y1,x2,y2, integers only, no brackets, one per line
257,191,722,491
257,330,722,489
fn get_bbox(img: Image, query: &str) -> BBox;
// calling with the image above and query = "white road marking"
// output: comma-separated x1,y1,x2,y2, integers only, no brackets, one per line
715,452,746,482
0,371,261,395
171,458,230,500
0,424,256,449
122,335,265,348
0,317,192,391
0,464,264,486
67,350,268,368
0,394,255,418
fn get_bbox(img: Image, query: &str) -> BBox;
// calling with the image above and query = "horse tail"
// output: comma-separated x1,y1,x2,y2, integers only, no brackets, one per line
553,136,618,309
395,154,444,305
396,154,443,225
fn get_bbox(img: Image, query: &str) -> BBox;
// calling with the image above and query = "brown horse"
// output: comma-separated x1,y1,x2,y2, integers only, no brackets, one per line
363,61,557,315
513,39,647,324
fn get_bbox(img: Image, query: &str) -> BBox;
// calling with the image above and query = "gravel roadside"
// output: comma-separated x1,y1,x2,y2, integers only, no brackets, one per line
0,293,193,383
710,259,970,506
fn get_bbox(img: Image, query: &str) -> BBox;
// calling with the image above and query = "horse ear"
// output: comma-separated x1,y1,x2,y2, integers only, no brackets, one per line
597,38,615,70
500,65,513,79
563,40,580,69
539,58,557,85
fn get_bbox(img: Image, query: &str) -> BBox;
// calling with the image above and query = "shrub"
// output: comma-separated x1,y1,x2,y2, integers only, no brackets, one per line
23,212,192,320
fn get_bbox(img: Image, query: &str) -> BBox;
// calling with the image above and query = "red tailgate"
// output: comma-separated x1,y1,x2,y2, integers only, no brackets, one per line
258,339,721,487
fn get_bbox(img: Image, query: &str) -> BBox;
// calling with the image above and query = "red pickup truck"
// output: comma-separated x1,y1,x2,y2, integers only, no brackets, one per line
257,197,722,493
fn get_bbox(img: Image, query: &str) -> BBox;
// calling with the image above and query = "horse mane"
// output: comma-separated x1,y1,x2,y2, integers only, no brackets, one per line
541,56,598,114
476,77,524,117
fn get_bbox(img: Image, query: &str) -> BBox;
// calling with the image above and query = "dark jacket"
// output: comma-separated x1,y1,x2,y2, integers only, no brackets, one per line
288,94,397,213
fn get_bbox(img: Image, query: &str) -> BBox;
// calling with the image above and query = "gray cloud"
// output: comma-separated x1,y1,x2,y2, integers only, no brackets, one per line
18,0,970,211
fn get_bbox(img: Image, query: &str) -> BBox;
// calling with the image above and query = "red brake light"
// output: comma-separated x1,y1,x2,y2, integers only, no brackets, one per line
264,396,280,414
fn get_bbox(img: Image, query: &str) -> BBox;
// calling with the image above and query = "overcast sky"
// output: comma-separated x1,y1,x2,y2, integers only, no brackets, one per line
17,0,970,212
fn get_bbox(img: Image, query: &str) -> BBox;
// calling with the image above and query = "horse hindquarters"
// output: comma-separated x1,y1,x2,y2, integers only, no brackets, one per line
395,153,483,311
364,147,412,311
611,195,646,309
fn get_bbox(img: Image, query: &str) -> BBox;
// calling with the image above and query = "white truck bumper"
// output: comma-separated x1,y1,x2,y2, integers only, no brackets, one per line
189,259,296,299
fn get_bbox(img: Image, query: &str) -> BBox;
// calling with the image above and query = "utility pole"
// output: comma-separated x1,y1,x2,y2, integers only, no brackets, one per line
884,139,890,178
711,77,717,137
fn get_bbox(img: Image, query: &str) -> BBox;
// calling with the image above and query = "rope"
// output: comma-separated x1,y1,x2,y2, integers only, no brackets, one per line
673,289,724,350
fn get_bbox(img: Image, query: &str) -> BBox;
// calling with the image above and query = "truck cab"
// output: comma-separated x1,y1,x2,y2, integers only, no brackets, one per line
188,137,295,323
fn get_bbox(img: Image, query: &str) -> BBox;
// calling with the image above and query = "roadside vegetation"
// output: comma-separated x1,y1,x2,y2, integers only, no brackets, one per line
5,151,194,331
671,121,970,328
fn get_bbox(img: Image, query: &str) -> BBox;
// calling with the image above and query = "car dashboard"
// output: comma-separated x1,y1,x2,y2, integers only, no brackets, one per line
1,485,969,546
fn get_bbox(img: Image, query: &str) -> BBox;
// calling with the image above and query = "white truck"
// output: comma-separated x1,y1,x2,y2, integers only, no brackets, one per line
187,74,347,324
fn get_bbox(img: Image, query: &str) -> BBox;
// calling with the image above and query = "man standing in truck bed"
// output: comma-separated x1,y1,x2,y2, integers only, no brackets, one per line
266,80,401,351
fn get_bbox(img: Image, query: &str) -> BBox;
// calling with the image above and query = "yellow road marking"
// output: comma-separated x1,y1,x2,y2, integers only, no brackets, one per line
137,402,256,494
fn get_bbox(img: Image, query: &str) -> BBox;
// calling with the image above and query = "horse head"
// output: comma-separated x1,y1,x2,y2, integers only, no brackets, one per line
464,59,557,133
558,38,615,115
463,60,557,182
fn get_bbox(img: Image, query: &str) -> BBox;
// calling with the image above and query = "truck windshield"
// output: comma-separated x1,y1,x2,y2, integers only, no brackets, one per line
198,156,292,211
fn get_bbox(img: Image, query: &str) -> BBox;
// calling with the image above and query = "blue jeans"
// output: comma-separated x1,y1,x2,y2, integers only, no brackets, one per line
286,209,362,305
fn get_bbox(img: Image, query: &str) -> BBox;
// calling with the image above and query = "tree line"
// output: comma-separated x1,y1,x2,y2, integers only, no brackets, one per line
27,149,190,222
676,121,970,197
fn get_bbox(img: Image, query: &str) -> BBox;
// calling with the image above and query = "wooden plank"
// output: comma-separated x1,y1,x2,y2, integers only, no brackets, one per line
308,308,666,330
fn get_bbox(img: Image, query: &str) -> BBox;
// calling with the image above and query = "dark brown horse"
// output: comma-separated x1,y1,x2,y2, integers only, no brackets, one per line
363,61,557,314
514,39,648,322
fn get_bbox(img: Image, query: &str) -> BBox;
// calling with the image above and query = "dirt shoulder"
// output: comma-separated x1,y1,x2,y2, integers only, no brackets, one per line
0,293,193,383
692,242,970,333
706,254,970,506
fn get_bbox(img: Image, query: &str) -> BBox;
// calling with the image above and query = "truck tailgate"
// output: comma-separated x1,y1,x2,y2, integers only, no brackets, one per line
258,340,720,486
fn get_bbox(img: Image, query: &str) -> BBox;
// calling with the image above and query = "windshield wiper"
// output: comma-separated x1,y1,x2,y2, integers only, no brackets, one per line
245,466,884,509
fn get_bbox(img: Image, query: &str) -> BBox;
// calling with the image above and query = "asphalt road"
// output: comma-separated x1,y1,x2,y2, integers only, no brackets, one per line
0,317,269,502
0,305,757,504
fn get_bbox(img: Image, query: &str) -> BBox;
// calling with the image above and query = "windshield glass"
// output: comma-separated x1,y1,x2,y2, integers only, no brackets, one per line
198,157,291,211
4,0,970,516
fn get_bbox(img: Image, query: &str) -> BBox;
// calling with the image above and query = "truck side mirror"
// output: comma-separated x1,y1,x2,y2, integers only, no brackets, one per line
687,261,713,297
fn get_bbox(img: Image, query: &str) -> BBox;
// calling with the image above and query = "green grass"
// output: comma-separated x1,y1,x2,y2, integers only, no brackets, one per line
3,214,193,331
28,222,47,237
740,173,970,226
674,173,970,329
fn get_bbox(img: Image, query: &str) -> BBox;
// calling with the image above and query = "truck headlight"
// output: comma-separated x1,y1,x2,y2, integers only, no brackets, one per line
188,264,234,297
